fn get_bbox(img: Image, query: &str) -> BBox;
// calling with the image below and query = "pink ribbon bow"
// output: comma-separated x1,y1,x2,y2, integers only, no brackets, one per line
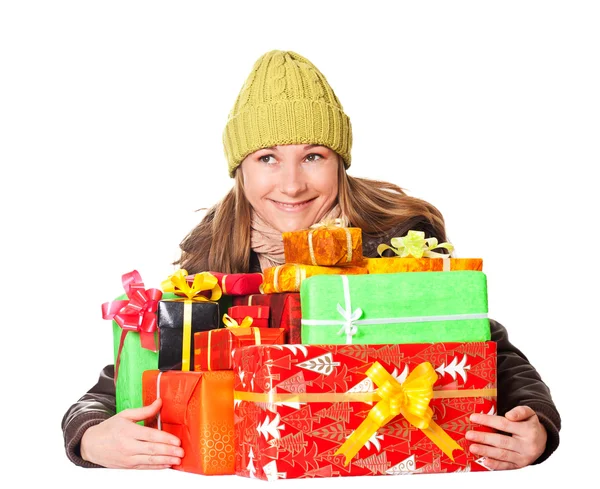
101,270,162,384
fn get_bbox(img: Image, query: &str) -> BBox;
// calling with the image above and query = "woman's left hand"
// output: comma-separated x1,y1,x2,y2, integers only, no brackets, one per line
465,405,547,470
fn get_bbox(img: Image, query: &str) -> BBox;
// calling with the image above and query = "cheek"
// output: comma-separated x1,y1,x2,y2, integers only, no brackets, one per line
241,168,267,205
316,165,338,198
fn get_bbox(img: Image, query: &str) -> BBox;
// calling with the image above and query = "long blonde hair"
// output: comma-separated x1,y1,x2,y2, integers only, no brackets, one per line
176,157,447,273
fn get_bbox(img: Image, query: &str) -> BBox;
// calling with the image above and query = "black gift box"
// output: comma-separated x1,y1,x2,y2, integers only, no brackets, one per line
157,299,220,371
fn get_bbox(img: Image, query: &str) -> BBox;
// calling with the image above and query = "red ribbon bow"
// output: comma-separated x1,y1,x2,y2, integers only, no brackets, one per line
101,270,162,384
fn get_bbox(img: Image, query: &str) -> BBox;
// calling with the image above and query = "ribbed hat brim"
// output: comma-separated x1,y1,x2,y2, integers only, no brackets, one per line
224,99,352,177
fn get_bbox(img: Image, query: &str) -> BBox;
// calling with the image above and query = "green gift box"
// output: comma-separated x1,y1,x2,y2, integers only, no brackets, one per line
110,291,179,414
300,271,490,344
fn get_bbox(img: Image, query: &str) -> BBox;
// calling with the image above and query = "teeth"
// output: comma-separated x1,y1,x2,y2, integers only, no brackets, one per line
279,201,307,207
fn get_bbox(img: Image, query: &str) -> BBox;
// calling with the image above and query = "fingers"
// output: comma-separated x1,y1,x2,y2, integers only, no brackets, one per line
116,436,185,469
505,405,536,422
119,398,163,422
466,430,519,453
470,413,526,436
467,439,521,468
130,423,182,447
127,453,183,469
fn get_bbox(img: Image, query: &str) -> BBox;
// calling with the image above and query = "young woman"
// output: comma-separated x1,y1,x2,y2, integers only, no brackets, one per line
62,50,560,472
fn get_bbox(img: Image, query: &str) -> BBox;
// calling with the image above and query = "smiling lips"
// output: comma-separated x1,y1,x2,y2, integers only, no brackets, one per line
270,198,315,212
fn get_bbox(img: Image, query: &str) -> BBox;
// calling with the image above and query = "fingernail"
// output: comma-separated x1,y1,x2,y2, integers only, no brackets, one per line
470,445,479,453
465,431,475,440
470,414,479,422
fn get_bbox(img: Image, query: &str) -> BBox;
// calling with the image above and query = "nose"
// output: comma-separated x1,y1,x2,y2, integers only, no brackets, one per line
279,161,307,197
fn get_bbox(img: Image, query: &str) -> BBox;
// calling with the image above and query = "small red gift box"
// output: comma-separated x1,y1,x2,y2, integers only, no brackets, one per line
194,326,286,371
231,293,301,343
186,271,263,296
232,342,497,480
227,305,269,328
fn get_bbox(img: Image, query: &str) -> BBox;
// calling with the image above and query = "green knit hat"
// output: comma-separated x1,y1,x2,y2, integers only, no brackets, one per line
223,50,352,177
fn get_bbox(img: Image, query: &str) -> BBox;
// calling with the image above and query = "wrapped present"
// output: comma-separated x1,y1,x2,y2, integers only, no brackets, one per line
187,271,263,296
376,230,454,259
101,270,177,413
262,263,368,294
301,271,490,345
282,218,364,267
233,342,497,480
364,256,483,274
228,305,270,328
194,318,285,371
142,369,235,475
158,270,222,371
232,293,302,343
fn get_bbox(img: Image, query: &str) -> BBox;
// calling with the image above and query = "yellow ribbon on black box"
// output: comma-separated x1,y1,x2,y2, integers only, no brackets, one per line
161,269,222,371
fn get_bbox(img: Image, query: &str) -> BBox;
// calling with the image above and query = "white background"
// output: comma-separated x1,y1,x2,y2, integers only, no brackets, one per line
1,1,598,487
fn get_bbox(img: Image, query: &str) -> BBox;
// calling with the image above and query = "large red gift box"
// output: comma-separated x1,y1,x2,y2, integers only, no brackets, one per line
142,369,235,475
232,293,301,344
232,342,497,480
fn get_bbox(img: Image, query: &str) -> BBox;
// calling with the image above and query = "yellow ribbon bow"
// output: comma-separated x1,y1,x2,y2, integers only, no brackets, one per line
309,216,349,230
161,269,222,301
334,361,462,466
222,313,254,328
376,230,454,259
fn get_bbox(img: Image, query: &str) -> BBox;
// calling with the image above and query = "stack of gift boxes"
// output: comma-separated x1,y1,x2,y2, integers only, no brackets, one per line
103,222,497,480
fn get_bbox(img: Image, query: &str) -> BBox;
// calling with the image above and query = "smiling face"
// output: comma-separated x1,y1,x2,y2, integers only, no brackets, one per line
239,144,340,233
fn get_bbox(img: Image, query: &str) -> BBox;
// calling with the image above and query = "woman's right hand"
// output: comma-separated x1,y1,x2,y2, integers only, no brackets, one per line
80,398,184,469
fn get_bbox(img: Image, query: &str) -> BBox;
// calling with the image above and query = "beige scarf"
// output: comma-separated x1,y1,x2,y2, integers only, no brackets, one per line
251,203,344,271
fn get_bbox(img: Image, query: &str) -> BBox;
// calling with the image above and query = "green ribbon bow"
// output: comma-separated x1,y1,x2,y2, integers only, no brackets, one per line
377,230,454,258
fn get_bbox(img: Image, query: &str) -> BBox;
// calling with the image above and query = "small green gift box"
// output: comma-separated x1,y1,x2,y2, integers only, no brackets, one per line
108,290,179,414
300,271,490,344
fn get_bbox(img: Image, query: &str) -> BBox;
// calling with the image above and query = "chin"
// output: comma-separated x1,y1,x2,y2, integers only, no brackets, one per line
275,219,311,233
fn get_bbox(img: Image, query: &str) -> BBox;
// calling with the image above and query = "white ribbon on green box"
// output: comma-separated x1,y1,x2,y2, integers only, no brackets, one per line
300,272,491,345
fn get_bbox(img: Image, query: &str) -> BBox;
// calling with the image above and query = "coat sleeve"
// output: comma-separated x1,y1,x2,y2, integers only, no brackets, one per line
491,319,561,464
61,365,116,468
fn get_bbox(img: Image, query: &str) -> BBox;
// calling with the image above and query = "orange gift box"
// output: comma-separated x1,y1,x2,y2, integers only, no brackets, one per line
261,263,368,294
142,370,235,475
282,226,363,267
194,327,286,371
364,256,483,274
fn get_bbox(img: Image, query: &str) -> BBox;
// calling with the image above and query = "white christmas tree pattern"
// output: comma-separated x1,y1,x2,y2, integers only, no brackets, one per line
353,451,390,474
474,456,493,471
280,344,309,357
435,354,470,382
362,432,385,452
385,454,417,475
391,365,409,384
257,412,286,441
246,447,256,479
263,460,287,481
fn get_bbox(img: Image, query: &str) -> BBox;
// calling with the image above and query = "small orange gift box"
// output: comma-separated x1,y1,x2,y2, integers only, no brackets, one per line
364,256,483,273
369,230,482,273
142,369,235,475
282,218,363,267
261,263,368,294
